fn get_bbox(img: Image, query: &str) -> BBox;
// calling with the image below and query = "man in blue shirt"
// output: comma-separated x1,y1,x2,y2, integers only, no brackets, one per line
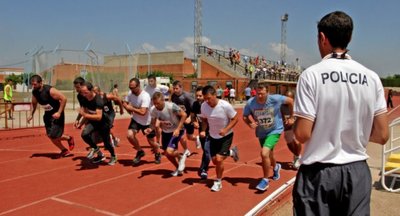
243,82,294,191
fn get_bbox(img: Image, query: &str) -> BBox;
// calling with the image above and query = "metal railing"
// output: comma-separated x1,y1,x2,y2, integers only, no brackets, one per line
197,46,300,81
381,117,400,192
0,101,43,129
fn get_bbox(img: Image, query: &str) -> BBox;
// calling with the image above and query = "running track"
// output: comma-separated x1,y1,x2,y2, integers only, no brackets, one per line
1,103,399,216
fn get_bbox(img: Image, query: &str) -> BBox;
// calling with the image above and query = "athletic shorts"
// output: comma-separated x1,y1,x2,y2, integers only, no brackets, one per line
43,113,65,139
209,132,234,157
293,160,371,216
184,122,195,135
161,130,184,150
284,129,294,143
128,118,156,138
259,134,281,150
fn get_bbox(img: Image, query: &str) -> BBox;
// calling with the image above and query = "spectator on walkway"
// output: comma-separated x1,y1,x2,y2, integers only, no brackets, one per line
387,89,394,108
1,79,14,119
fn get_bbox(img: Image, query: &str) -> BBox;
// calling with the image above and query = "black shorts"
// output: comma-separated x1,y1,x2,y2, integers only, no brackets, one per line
184,122,195,135
43,113,65,139
209,132,234,157
128,118,156,138
293,160,371,216
161,130,184,150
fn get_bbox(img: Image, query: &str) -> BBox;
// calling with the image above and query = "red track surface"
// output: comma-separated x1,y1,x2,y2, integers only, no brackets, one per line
1,98,399,216
0,109,298,216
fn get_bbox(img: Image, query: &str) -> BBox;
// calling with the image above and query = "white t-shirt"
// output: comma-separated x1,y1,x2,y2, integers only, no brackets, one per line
294,54,387,165
144,84,169,98
150,102,182,133
201,99,237,139
229,88,236,97
125,90,151,125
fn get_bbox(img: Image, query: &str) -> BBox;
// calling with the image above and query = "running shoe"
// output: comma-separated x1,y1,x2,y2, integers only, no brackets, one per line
67,136,75,151
231,146,239,162
200,171,208,180
113,137,120,147
171,169,183,177
211,180,222,192
183,149,191,157
57,149,71,158
87,147,100,159
273,163,281,180
178,154,187,172
154,152,161,164
196,136,201,149
92,154,106,164
293,155,301,169
256,178,269,191
133,150,145,164
108,156,118,166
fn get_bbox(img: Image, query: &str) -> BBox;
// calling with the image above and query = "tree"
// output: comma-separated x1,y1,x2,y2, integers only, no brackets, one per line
5,73,23,86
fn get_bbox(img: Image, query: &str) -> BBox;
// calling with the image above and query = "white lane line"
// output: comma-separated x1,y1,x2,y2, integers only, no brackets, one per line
51,197,120,216
0,163,163,215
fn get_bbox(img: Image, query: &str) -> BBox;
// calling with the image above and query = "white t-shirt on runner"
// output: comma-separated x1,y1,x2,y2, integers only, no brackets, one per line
201,99,237,139
144,84,169,98
125,90,151,125
294,54,387,165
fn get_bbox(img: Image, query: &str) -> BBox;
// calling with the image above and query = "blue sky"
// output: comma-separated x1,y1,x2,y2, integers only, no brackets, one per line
1,0,399,77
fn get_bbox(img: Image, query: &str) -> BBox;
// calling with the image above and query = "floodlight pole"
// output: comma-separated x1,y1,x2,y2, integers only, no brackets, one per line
280,13,288,65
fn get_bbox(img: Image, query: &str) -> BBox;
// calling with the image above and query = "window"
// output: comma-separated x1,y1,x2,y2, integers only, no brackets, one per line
207,81,217,87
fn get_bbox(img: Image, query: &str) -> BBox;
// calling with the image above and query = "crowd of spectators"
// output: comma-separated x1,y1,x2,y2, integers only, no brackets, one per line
201,46,301,82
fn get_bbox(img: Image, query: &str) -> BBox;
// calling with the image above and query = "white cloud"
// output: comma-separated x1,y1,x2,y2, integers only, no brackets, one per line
141,43,158,52
270,42,295,58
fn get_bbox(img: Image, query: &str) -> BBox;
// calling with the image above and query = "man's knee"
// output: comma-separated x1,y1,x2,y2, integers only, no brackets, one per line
127,130,137,140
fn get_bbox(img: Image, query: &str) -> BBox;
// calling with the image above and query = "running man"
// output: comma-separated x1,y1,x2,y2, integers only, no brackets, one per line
171,80,201,157
112,84,120,113
79,81,117,165
123,78,161,164
72,77,85,129
200,85,239,192
144,74,170,145
93,86,123,147
27,75,74,158
145,92,187,176
243,83,294,191
191,86,211,179
280,90,301,169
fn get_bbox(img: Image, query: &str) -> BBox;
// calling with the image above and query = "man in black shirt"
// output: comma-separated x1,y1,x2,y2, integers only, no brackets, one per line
171,80,200,158
191,86,210,179
79,82,116,165
73,77,86,128
27,75,74,158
